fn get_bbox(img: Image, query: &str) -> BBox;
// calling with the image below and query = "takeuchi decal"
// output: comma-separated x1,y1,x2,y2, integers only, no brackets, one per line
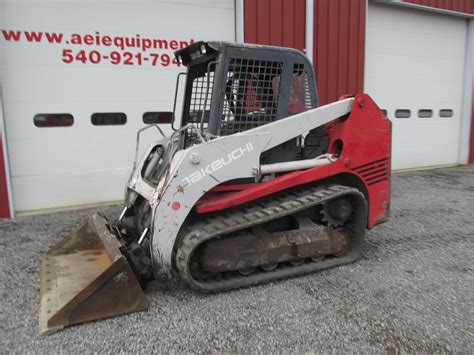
182,143,255,186
1,29,194,67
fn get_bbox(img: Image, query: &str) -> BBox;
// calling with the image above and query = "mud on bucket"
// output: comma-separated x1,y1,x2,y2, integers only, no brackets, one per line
39,213,150,335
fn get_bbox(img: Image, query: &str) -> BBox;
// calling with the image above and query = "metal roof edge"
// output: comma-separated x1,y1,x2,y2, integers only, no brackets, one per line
371,0,474,19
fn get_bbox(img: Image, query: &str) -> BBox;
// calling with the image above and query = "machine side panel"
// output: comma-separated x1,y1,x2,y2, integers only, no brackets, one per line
148,98,355,279
195,94,392,228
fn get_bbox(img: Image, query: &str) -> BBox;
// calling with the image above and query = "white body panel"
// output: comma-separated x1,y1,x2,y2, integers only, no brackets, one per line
365,3,468,170
0,0,235,212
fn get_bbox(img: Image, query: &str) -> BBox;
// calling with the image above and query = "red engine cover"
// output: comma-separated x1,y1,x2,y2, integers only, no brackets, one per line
195,93,391,229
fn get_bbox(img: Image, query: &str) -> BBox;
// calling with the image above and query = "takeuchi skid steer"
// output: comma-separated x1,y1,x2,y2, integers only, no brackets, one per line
39,41,391,334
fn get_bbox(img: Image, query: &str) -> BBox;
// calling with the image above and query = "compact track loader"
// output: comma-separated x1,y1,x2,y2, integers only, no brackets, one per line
39,41,391,334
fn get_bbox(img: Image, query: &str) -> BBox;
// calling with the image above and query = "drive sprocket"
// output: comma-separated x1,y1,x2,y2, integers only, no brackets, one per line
321,197,353,227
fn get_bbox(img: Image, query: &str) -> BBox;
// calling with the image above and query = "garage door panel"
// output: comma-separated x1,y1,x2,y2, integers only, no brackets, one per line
392,146,458,169
11,168,131,211
367,30,465,57
393,140,460,166
8,135,135,177
368,89,463,111
391,118,461,169
4,101,173,177
393,123,460,149
365,3,466,169
3,101,173,140
368,3,466,37
366,32,464,62
8,128,169,177
366,56,464,87
1,66,180,105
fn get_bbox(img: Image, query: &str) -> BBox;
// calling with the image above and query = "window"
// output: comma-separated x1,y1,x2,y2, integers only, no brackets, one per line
34,114,74,127
418,109,433,118
395,109,411,119
439,109,453,118
184,62,217,147
91,112,127,125
189,66,215,127
220,58,283,136
143,112,173,124
288,63,312,114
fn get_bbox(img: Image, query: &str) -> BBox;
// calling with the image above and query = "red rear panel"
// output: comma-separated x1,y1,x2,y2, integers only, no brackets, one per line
195,94,391,229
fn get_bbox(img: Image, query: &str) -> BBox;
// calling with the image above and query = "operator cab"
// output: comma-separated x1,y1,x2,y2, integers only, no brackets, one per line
174,41,327,163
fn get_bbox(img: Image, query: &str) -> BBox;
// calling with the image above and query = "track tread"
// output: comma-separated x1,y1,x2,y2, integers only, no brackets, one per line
175,184,367,292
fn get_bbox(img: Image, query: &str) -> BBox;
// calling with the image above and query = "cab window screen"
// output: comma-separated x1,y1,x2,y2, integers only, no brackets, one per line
289,64,312,114
221,58,283,136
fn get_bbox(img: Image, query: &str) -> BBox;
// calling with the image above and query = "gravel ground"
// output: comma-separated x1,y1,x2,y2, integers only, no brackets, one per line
0,166,473,352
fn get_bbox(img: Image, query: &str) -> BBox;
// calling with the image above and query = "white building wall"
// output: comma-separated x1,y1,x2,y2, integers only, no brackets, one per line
0,0,235,212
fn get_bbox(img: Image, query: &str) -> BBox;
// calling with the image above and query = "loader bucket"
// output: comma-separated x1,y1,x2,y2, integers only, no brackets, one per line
39,213,150,335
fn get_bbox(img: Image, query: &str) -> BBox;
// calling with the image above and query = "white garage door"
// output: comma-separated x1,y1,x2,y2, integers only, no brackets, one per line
365,3,468,170
1,0,235,212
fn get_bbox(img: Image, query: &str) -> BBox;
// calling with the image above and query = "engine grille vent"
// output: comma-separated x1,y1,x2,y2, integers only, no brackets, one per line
352,157,390,186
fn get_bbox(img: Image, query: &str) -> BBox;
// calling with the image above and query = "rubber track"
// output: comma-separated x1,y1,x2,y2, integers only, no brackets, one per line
175,184,367,292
